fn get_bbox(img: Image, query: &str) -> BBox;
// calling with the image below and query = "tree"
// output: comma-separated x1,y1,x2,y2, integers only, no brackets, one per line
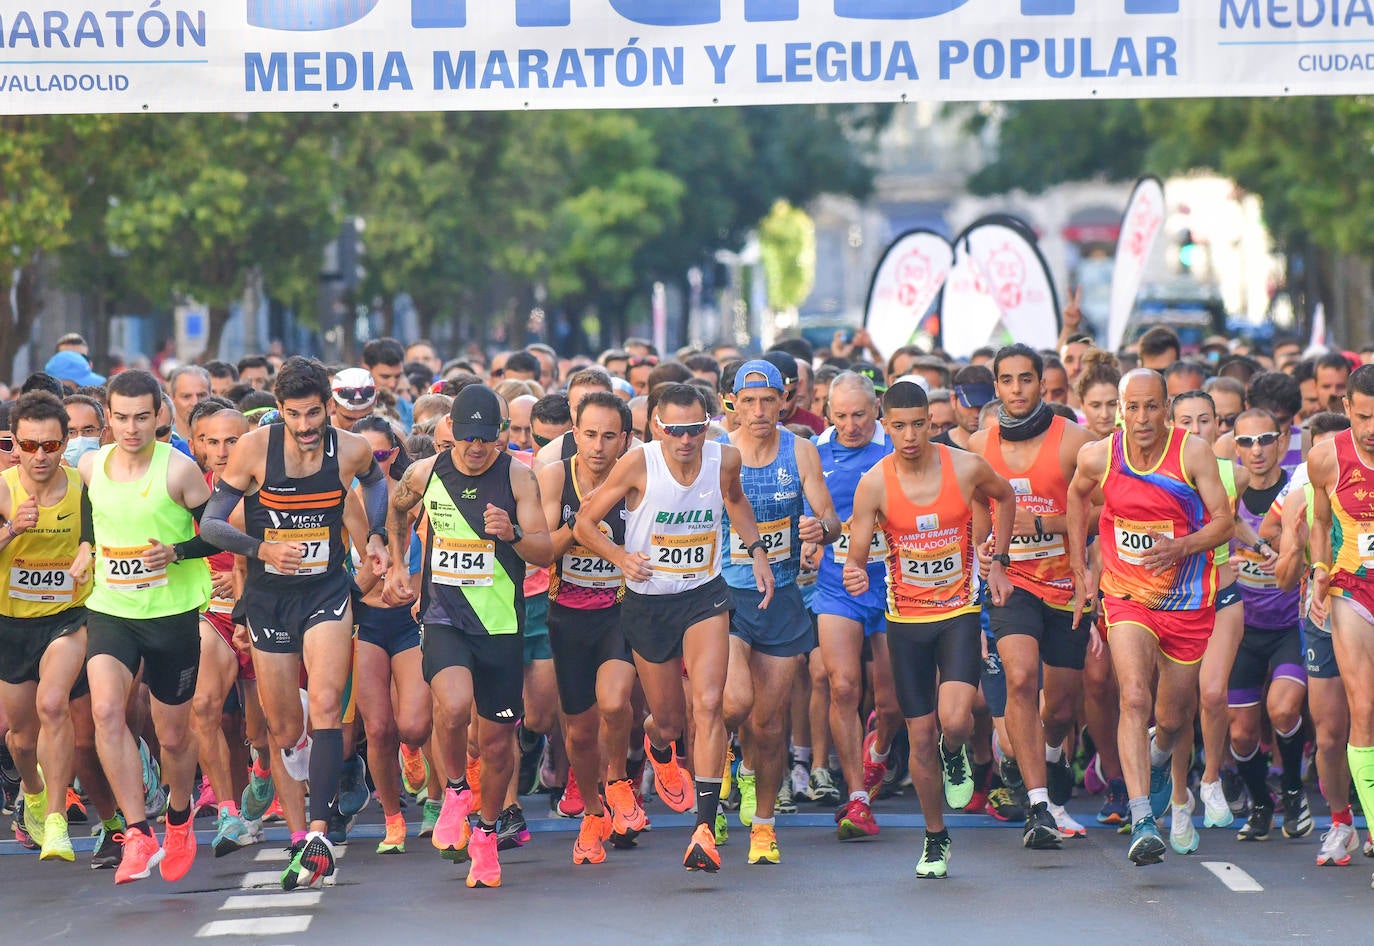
758,199,816,312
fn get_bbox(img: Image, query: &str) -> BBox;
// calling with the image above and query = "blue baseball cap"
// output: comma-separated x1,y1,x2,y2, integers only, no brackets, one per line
732,359,785,394
44,350,104,387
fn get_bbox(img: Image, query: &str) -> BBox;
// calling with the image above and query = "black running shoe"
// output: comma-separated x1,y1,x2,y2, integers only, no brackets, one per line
325,804,354,845
1280,789,1313,839
1023,801,1062,850
1236,799,1273,841
496,804,530,851
91,829,123,870
1046,753,1074,807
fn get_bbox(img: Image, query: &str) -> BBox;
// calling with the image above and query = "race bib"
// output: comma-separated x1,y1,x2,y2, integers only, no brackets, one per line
730,516,790,565
1009,530,1067,563
431,537,495,587
1113,517,1174,567
263,527,330,577
8,557,75,603
101,545,167,591
651,531,717,580
835,522,890,564
1236,548,1277,590
898,543,964,590
1358,531,1374,570
208,595,235,615
561,546,623,589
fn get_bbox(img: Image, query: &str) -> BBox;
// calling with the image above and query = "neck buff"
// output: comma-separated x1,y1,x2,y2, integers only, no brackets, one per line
998,400,1054,442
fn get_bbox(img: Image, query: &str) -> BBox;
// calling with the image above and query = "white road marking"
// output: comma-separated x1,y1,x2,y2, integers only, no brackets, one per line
240,870,286,888
220,892,322,910
255,846,345,862
1201,861,1264,892
195,916,312,937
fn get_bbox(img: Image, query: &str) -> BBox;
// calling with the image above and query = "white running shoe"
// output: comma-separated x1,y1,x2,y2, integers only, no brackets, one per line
1199,779,1233,828
1170,789,1199,854
1047,802,1086,838
1317,822,1359,866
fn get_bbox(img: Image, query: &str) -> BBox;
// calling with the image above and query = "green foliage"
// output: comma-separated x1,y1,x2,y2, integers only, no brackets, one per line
758,200,816,311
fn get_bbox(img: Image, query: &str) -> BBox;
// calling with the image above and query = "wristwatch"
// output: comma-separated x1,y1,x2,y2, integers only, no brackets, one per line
819,519,831,540
510,523,524,544
992,552,1011,567
747,539,768,557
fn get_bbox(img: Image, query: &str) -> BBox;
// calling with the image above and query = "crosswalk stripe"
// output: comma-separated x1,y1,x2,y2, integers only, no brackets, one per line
220,892,321,910
195,916,313,937
1201,861,1264,891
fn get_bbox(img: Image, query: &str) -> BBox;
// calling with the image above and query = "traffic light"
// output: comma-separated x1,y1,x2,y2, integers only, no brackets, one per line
1178,228,1199,271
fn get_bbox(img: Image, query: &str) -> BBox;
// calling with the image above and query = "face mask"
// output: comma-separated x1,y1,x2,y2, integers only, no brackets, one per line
64,437,102,467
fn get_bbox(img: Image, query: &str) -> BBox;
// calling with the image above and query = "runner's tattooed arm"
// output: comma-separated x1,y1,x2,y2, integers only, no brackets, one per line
384,455,434,603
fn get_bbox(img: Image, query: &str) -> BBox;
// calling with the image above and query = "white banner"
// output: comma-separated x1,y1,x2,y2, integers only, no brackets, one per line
1,2,1373,115
864,229,953,361
940,215,1059,360
1107,176,1165,353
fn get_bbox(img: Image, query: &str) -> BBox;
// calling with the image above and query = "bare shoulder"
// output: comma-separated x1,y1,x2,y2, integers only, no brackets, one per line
1075,436,1110,476
967,428,989,454
1061,418,1096,453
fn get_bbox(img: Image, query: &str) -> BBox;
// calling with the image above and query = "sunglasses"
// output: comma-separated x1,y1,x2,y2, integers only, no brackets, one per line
1235,431,1282,449
629,356,659,368
656,417,709,438
155,425,172,438
16,439,63,454
533,433,553,448
372,447,397,462
335,386,376,404
0,436,12,452
1216,413,1239,428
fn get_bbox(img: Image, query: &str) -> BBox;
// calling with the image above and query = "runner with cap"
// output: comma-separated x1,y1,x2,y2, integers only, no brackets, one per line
385,384,553,889
718,360,841,865
330,368,377,432
572,381,776,873
932,365,995,451
844,379,1016,879
1067,368,1234,865
200,357,393,890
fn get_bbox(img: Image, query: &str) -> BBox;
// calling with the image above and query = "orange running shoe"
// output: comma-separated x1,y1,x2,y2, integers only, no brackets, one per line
400,746,428,797
114,829,163,885
644,735,692,813
160,819,196,881
573,811,611,865
556,769,585,818
682,822,720,872
466,755,482,810
433,785,474,862
65,787,88,823
377,812,407,854
263,796,285,823
606,778,648,847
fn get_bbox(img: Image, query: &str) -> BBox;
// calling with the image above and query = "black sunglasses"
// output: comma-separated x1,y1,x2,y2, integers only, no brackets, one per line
0,435,12,452
335,386,376,404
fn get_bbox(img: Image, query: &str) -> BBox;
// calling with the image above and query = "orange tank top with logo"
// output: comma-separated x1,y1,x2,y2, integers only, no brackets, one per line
986,415,1074,608
880,447,977,623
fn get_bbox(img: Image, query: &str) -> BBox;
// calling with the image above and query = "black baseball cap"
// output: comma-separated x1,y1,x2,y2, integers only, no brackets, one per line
761,350,799,384
451,384,503,442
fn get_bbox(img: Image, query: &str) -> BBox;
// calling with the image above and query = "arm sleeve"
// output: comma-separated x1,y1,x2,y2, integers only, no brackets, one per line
358,460,389,537
81,486,94,546
199,481,263,559
173,535,220,562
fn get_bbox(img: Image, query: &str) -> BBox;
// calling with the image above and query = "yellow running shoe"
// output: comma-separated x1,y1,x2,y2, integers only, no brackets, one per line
377,813,407,854
23,789,47,846
39,813,73,862
748,822,780,865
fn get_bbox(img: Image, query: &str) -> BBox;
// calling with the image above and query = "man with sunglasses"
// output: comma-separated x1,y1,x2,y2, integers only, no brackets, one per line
573,382,775,874
713,361,841,865
201,357,392,891
330,368,377,433
1227,408,1311,843
384,384,552,890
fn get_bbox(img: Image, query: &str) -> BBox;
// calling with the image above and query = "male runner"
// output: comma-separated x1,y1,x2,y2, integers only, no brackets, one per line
718,361,841,864
802,371,897,837
1067,369,1234,865
969,344,1095,848
201,356,392,890
385,384,552,889
0,392,93,862
537,391,646,864
79,370,215,884
1307,365,1374,888
845,380,1015,879
573,382,774,873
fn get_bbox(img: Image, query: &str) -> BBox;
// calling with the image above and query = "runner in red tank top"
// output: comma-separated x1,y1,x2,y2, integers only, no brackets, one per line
845,380,1015,880
969,344,1095,850
1067,369,1233,867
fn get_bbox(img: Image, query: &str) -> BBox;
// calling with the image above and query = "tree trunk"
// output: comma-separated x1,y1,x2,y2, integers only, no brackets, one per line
204,303,233,364
0,260,43,386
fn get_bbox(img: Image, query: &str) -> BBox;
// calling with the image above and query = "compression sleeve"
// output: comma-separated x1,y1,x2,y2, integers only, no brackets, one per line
199,481,262,558
358,460,389,538
81,486,94,546
173,535,220,561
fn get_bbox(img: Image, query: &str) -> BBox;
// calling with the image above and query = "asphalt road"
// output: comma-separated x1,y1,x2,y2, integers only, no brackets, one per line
4,793,1371,946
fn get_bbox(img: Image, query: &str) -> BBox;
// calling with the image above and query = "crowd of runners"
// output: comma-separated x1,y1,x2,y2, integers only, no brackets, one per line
2,321,1374,890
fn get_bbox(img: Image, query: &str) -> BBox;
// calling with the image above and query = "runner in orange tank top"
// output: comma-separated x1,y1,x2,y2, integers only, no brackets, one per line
1067,369,1233,867
845,380,1015,880
969,343,1095,850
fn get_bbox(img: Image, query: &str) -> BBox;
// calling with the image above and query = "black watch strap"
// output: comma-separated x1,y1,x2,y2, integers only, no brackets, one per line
747,539,768,557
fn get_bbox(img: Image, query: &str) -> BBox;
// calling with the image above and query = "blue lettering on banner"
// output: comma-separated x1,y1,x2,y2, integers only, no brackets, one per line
939,35,1177,79
430,42,685,89
1221,0,1374,27
246,51,413,91
0,9,207,48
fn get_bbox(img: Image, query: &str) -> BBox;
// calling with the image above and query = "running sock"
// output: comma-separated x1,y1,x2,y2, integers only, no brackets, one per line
166,805,190,827
1128,797,1152,825
868,742,889,764
477,818,497,834
1027,787,1050,808
1275,720,1305,794
753,815,775,827
446,777,469,794
1332,806,1354,826
1233,745,1272,807
738,764,755,778
792,745,812,767
648,740,675,766
251,754,271,779
849,790,870,804
695,778,722,829
127,820,154,838
1346,745,1374,825
291,830,307,845
1044,744,1064,764
972,759,992,791
308,727,344,824
926,827,949,842
1148,734,1171,769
